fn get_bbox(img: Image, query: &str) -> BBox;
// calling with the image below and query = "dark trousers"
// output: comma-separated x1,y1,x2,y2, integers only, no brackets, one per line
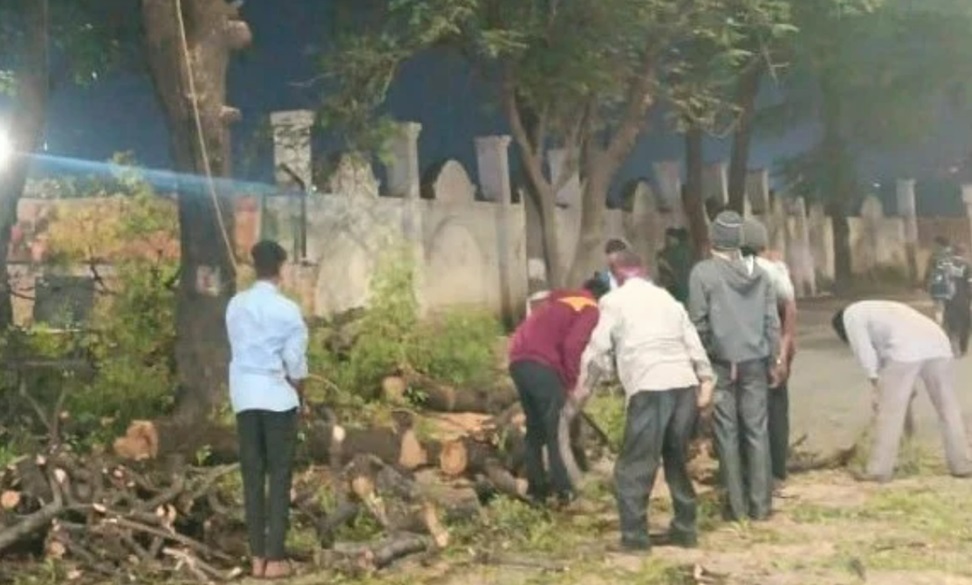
768,383,789,482
509,360,572,499
712,360,772,521
614,387,697,547
944,301,971,356
236,408,298,560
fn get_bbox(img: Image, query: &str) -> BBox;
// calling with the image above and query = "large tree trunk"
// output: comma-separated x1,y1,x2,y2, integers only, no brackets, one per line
566,162,612,287
820,81,855,290
826,198,853,291
682,125,709,260
530,185,565,288
0,0,50,328
727,62,764,214
141,0,252,422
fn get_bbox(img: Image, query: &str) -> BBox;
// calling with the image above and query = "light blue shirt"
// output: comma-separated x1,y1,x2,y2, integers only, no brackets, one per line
226,281,309,413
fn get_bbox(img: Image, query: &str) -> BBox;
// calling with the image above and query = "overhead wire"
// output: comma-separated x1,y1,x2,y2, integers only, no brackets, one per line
173,0,239,276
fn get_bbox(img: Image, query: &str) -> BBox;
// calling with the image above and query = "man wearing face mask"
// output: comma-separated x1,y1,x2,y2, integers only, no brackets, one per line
580,250,714,553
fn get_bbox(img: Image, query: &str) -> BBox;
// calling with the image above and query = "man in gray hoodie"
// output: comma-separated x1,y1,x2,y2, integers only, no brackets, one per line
688,210,781,521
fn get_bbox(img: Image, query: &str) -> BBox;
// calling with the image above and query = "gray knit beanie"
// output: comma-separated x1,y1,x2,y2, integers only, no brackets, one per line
741,217,769,252
710,210,744,251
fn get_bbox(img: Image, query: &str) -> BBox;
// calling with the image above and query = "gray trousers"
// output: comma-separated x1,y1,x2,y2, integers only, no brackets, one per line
712,360,772,521
614,387,697,547
869,358,972,479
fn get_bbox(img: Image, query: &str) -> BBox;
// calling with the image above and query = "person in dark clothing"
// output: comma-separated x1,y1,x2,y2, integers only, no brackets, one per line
926,236,955,326
945,244,972,356
508,279,604,506
656,228,693,304
688,211,780,522
742,219,798,486
226,241,309,579
599,239,629,290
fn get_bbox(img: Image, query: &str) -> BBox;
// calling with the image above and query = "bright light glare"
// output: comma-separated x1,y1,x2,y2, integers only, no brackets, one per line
0,129,11,169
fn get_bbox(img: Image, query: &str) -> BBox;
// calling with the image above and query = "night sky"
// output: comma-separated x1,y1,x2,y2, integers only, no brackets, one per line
9,1,972,216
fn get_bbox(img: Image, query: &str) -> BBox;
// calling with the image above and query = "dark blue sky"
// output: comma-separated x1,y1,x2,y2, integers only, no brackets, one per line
8,1,972,216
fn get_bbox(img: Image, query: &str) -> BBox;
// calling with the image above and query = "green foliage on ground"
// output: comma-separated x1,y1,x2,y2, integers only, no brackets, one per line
306,247,503,413
1,156,178,449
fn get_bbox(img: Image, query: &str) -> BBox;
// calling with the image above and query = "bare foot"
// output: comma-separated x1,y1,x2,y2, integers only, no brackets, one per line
250,557,266,578
263,560,292,580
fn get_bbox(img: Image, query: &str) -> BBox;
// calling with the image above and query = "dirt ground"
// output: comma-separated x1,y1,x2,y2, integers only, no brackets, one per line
279,291,972,585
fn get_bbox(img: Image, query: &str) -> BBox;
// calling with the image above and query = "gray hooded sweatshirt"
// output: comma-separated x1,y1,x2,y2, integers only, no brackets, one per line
687,252,780,364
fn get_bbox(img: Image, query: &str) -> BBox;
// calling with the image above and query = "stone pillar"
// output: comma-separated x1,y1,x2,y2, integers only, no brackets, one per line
652,160,685,228
270,110,315,191
745,169,770,217
809,202,834,283
270,109,315,265
476,136,518,325
385,122,423,199
702,162,729,218
897,179,919,284
787,197,816,297
476,136,513,204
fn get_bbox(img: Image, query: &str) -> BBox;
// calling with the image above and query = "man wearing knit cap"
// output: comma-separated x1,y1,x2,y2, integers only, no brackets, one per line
741,218,797,486
688,210,780,521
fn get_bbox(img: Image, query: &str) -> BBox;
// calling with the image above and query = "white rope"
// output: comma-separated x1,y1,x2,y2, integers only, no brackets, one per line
173,0,238,275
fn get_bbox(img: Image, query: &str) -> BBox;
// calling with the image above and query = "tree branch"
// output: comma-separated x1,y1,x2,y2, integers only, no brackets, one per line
604,56,657,164
502,68,551,196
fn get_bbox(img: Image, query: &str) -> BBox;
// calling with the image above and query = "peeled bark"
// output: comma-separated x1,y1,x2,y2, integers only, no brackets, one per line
727,62,764,214
0,0,50,328
140,0,250,422
682,125,710,260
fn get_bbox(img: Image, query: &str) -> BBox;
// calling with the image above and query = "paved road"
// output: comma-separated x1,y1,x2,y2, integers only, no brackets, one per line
789,293,972,455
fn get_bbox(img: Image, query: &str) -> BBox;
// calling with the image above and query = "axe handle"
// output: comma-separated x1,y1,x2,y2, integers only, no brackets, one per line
580,410,616,454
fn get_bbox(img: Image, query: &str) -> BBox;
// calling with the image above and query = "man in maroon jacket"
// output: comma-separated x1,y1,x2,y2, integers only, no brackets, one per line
508,278,606,506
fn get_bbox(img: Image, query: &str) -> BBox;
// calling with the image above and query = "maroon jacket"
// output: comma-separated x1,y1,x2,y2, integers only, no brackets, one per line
508,289,600,391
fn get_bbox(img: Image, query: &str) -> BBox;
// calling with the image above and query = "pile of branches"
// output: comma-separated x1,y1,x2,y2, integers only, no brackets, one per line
0,449,244,582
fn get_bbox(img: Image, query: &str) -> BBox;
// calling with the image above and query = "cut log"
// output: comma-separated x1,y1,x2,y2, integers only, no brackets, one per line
398,369,518,414
327,533,431,575
343,455,450,548
114,419,437,472
113,419,239,464
438,438,495,477
381,375,408,405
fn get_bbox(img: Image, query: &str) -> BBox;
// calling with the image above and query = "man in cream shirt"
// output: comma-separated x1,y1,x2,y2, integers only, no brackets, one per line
832,300,972,482
580,250,714,553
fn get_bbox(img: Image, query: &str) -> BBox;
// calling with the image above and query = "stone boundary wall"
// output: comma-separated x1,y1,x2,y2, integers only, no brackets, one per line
15,111,972,324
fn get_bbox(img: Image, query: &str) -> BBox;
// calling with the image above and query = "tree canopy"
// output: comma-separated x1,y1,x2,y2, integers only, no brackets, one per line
321,0,798,285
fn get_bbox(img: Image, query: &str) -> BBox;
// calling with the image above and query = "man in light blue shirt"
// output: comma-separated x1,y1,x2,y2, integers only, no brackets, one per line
226,240,308,579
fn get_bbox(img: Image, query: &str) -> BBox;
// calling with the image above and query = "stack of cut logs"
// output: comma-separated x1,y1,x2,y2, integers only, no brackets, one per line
0,366,546,582
0,358,854,582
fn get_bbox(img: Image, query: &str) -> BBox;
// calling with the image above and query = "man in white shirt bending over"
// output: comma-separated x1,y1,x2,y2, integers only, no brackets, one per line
580,250,714,553
832,301,972,483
